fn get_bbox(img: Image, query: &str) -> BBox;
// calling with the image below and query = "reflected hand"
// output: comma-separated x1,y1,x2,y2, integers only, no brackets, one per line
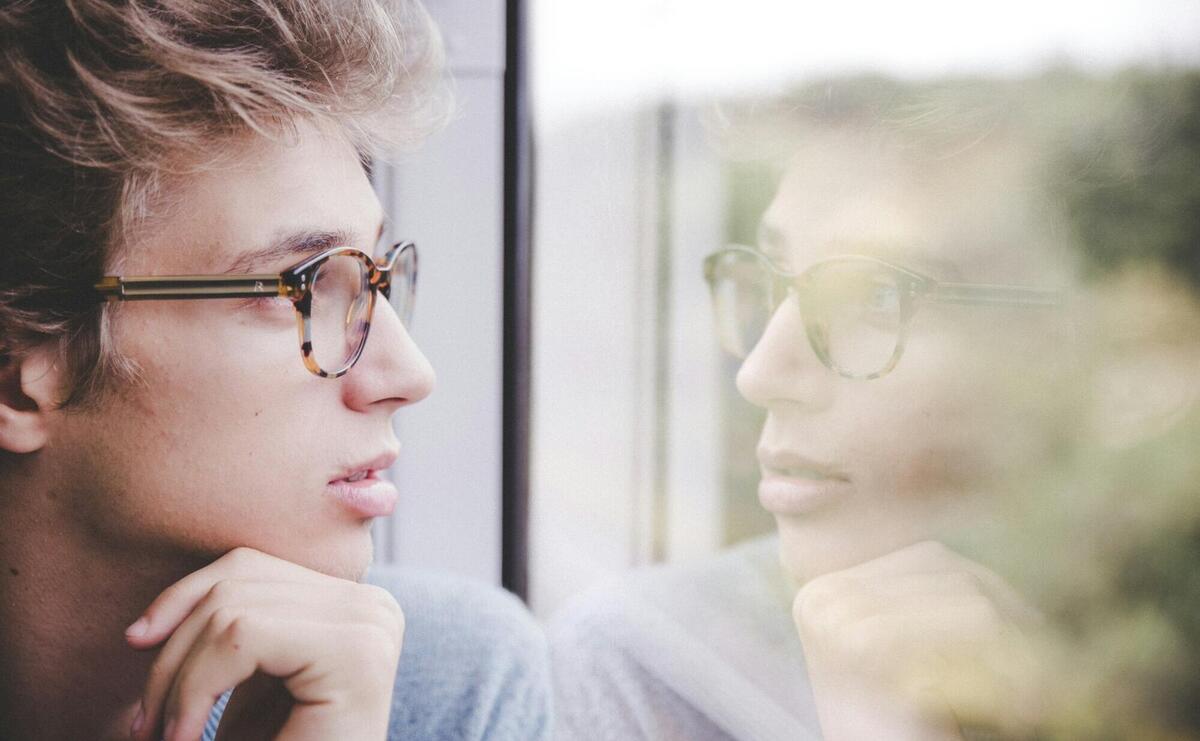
124,547,404,741
792,541,1043,740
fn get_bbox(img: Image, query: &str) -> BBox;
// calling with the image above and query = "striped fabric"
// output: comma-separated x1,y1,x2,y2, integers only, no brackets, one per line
200,688,233,741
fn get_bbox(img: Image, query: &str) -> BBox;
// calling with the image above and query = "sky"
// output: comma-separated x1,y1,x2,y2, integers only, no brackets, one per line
532,0,1200,126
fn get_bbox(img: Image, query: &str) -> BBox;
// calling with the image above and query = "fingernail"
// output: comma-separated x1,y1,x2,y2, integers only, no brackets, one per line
130,703,145,736
125,617,149,639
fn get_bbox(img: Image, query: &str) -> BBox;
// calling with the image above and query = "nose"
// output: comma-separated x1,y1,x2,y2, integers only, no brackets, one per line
735,298,833,411
341,294,435,413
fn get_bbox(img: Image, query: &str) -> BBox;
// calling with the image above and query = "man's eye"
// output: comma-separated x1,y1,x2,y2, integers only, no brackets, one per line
866,284,900,311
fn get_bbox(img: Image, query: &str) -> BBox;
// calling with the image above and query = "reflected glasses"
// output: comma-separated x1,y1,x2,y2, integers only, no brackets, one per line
95,242,417,378
703,245,1061,380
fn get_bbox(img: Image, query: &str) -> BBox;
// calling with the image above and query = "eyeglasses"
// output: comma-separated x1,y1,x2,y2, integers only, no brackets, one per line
94,241,417,378
703,245,1061,380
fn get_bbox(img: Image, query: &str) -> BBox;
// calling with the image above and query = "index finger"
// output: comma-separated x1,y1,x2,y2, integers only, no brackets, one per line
125,547,330,648
845,541,1043,627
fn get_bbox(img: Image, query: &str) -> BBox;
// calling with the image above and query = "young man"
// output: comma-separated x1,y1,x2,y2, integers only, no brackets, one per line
0,2,550,740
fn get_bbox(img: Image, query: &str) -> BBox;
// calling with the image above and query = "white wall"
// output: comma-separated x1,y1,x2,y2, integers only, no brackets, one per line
527,109,661,615
527,105,728,617
374,0,507,585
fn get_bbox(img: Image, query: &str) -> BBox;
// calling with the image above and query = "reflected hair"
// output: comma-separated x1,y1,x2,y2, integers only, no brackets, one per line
0,0,447,407
707,70,1200,292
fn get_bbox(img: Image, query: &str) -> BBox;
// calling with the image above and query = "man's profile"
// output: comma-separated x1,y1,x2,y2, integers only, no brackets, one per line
0,2,550,739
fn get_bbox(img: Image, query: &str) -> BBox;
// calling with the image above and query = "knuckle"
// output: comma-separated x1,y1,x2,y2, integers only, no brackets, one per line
223,546,260,573
205,578,241,605
965,599,1005,631
362,584,401,616
793,589,818,627
912,539,951,561
381,605,406,645
348,622,399,658
394,607,406,640
353,624,402,675
356,585,405,635
842,618,888,661
947,570,985,596
355,622,395,649
207,605,244,636
794,575,846,628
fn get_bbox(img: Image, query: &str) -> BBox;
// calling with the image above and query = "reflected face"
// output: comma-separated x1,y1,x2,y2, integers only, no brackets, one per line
736,131,1073,583
44,121,434,580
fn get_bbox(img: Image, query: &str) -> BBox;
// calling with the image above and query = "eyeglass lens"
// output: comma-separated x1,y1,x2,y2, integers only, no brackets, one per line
708,250,905,378
310,253,372,374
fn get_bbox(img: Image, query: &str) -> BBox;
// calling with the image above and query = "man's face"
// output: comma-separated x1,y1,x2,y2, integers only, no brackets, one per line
45,121,434,580
736,132,1075,584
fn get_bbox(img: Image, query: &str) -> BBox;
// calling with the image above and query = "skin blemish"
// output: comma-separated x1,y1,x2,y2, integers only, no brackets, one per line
8,567,18,576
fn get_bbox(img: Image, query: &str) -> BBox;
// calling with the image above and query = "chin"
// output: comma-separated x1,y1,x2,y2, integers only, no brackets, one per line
268,528,376,582
320,534,376,582
776,529,847,584
775,509,943,584
774,516,896,584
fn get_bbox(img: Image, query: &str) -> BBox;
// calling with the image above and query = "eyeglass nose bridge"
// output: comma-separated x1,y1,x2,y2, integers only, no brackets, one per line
372,241,417,301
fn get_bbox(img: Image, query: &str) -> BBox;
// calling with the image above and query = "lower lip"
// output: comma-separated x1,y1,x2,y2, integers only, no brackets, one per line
758,475,852,516
327,476,398,518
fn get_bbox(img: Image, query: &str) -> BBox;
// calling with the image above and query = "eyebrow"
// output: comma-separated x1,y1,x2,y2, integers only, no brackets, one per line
223,219,387,274
754,220,965,281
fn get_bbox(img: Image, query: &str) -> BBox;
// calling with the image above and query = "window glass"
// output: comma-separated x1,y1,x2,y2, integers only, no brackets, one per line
532,2,1200,737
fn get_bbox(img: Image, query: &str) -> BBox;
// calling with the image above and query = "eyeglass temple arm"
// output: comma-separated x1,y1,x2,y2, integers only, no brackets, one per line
94,274,289,301
928,282,1062,307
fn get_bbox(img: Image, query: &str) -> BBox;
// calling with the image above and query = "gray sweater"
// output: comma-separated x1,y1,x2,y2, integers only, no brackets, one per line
549,536,821,741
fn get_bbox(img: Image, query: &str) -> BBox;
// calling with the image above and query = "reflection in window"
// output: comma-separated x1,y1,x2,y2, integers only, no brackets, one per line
532,2,1200,737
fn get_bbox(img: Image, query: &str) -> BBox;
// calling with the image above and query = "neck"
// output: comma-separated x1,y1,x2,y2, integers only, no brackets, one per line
0,478,208,740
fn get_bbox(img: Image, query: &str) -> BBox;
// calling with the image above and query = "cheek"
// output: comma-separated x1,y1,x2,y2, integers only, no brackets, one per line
118,307,305,479
868,309,1067,502
76,308,338,553
847,325,1020,499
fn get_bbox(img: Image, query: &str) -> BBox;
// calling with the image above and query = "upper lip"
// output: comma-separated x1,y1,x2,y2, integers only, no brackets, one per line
757,446,849,481
330,448,399,483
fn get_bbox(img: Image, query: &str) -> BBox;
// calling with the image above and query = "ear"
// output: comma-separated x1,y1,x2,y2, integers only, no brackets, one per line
1090,343,1200,450
0,346,63,454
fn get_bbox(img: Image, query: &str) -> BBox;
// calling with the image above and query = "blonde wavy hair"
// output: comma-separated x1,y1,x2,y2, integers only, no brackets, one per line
0,0,446,407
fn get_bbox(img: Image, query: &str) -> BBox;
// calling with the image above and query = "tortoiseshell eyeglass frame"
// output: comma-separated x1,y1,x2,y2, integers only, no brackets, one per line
94,241,417,379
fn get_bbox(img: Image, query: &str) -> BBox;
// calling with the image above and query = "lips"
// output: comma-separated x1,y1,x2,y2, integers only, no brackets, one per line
329,450,399,485
757,446,852,516
327,449,400,519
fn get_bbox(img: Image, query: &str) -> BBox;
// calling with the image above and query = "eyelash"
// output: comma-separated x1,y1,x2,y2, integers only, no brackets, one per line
238,295,294,311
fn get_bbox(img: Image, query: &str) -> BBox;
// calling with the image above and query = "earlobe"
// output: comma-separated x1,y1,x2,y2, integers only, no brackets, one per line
0,348,61,455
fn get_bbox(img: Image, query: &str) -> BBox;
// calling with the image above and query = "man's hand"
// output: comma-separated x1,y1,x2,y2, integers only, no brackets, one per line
793,541,1044,740
125,547,404,741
